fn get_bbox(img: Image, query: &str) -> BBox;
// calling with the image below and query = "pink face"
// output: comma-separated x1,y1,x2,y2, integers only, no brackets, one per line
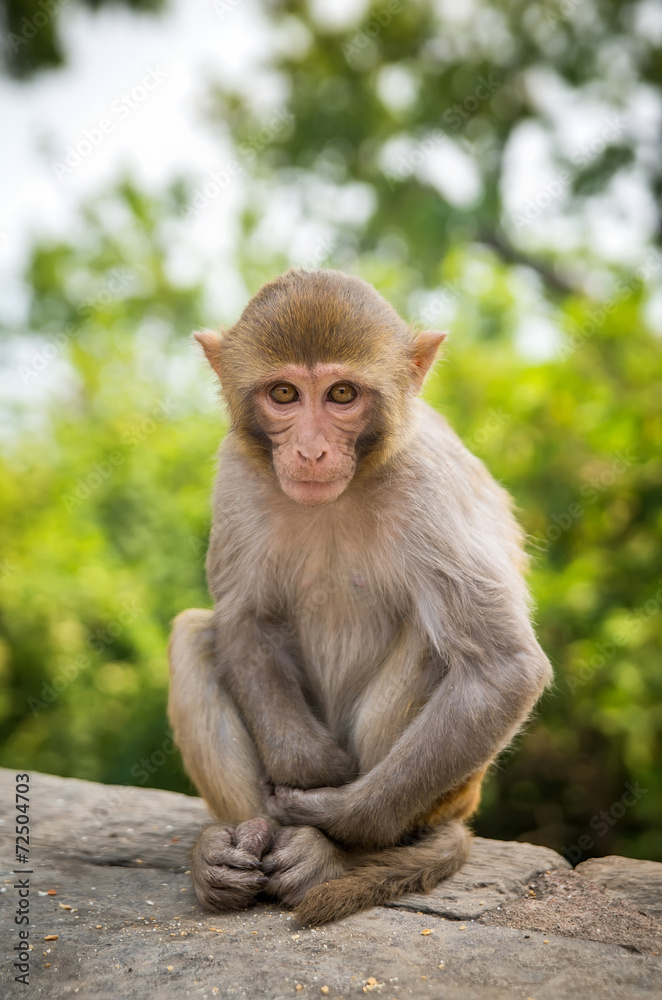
254,364,372,506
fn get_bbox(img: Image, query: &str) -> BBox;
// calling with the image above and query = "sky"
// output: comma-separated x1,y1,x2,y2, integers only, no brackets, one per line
0,0,274,321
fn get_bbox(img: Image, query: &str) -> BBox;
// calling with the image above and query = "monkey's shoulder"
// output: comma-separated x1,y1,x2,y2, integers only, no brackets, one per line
407,402,515,509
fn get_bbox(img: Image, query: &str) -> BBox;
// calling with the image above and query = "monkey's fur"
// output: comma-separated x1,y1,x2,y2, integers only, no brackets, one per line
168,269,552,925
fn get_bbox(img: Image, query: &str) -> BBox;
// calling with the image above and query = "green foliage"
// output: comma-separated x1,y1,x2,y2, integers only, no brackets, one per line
0,184,217,794
424,280,662,862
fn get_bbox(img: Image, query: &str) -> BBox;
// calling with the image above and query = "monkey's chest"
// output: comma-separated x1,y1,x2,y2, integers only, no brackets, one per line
293,565,400,701
291,563,432,766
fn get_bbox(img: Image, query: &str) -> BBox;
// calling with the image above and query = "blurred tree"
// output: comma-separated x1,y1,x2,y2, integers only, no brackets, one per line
0,0,164,78
0,181,217,795
207,0,661,293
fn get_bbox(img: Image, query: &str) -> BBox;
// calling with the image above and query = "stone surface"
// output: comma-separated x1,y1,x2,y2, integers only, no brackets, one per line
481,868,662,955
0,768,661,999
576,855,662,920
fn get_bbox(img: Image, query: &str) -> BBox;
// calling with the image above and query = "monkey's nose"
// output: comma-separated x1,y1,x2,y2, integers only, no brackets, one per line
296,447,327,465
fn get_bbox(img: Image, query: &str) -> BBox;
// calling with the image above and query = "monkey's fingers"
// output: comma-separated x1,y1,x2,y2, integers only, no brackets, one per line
265,785,329,826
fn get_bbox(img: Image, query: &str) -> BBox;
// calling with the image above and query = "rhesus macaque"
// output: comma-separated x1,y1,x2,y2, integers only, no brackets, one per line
168,269,552,925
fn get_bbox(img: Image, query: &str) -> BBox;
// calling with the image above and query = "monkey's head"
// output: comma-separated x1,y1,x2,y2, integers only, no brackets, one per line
196,270,444,506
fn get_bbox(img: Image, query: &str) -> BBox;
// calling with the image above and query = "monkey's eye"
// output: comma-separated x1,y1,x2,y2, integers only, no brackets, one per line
269,383,299,404
328,382,357,404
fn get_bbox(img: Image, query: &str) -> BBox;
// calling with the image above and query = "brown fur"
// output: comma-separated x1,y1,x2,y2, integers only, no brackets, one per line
296,821,471,925
168,269,552,924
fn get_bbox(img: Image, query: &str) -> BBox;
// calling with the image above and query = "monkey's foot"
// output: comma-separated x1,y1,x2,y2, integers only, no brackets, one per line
192,818,272,911
262,825,346,907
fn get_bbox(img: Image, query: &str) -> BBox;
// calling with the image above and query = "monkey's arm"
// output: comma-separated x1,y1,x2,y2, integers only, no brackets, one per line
217,616,356,790
265,641,551,848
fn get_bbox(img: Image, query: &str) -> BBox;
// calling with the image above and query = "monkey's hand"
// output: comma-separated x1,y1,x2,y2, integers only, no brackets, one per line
263,735,356,790
264,783,346,830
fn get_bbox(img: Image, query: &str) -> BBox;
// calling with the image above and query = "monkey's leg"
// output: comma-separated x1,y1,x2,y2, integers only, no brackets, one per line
295,820,471,926
168,609,271,910
168,608,265,820
262,771,483,916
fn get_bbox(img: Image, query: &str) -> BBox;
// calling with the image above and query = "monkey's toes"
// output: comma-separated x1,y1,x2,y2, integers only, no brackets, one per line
234,817,272,857
194,861,268,912
192,823,270,912
262,827,345,907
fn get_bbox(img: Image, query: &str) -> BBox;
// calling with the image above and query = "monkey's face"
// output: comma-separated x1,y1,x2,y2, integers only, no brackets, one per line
194,270,446,498
254,363,372,506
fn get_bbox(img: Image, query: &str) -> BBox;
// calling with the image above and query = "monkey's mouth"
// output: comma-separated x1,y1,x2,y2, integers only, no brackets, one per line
281,476,350,506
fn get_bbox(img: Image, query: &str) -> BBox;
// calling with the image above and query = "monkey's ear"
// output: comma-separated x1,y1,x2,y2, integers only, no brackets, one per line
194,329,223,378
409,331,447,392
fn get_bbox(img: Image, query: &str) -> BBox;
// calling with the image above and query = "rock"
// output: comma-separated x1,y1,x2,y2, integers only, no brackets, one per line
576,856,662,919
481,867,662,956
1,768,661,999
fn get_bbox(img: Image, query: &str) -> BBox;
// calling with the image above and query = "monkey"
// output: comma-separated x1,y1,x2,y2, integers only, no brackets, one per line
167,268,552,925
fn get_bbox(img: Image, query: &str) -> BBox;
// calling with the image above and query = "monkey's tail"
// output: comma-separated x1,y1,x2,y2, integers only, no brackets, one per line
295,820,471,926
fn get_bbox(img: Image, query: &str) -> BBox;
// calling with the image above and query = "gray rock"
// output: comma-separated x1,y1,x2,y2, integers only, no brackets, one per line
576,855,662,919
481,867,662,955
1,768,661,999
